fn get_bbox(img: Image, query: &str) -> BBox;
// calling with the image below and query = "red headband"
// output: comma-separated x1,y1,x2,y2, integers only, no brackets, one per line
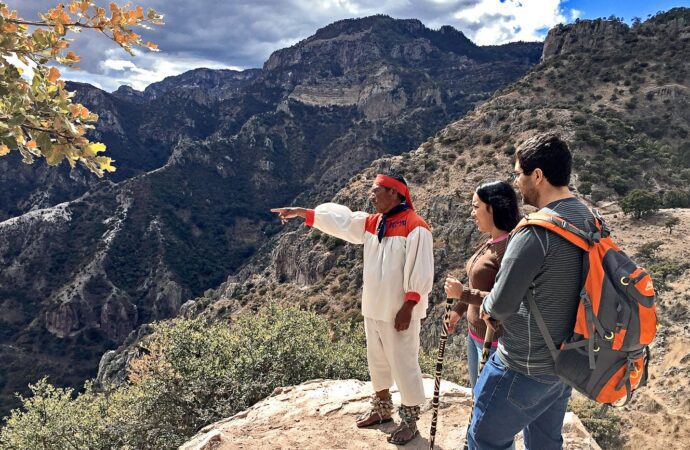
374,174,414,210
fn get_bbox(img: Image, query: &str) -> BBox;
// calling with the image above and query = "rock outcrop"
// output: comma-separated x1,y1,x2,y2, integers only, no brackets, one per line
542,19,629,61
180,379,601,450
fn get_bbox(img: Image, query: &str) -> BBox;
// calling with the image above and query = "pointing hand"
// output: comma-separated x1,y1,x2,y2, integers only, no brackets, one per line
270,207,307,224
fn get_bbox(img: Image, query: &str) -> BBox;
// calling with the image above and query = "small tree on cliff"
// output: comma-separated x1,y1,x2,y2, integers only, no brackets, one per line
0,1,162,176
665,216,680,234
620,189,661,219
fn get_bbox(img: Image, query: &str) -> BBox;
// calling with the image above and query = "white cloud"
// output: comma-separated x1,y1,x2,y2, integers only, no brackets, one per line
452,0,567,44
101,59,137,71
67,49,242,91
570,8,581,21
2,54,36,80
6,0,580,91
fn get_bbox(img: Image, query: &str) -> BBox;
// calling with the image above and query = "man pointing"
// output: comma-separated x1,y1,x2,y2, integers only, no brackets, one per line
271,174,434,445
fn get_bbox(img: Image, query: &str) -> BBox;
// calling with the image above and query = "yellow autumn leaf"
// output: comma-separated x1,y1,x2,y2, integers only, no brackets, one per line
26,140,38,149
47,67,60,83
84,142,106,157
69,104,83,118
97,156,116,173
0,145,10,156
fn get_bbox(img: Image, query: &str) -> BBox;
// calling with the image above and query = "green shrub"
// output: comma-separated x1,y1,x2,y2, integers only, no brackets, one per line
0,305,369,449
620,189,661,219
662,189,690,208
610,176,631,196
665,216,680,234
648,260,687,292
636,240,664,261
579,182,592,196
0,378,150,450
591,190,607,203
569,396,625,449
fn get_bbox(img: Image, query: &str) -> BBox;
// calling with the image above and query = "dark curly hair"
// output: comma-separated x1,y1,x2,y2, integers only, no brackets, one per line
515,134,572,187
476,181,520,232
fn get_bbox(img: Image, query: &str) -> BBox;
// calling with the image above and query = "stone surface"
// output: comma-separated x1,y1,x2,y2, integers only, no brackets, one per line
180,378,601,450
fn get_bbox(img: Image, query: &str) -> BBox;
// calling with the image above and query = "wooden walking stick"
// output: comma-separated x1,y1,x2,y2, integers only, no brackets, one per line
429,296,453,450
462,327,495,450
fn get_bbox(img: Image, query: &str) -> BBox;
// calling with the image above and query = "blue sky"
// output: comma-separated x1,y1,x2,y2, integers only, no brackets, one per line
6,1,689,92
565,0,688,22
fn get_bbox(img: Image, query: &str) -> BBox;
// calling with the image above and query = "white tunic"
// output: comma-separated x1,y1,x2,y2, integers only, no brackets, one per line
306,202,434,322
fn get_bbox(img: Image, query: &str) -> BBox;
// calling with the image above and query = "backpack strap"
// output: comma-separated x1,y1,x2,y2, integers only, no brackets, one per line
525,284,559,362
513,211,598,251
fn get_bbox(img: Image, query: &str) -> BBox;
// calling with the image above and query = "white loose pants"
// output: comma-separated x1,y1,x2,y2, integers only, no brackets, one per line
364,317,426,406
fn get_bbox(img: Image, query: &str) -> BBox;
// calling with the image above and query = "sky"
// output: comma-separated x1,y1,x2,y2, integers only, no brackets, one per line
7,0,689,92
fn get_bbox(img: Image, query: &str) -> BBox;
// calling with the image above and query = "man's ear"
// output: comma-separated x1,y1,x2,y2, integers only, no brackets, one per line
533,168,544,184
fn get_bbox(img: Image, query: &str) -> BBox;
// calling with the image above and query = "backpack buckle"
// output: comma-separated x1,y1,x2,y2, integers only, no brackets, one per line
600,223,610,238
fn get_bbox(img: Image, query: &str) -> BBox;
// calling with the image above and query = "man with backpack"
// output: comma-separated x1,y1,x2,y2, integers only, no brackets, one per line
468,134,594,450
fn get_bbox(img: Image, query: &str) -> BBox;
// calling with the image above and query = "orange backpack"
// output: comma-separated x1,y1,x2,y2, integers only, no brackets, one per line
514,209,657,406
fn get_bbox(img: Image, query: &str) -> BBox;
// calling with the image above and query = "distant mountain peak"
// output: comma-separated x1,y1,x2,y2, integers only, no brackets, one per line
139,67,262,100
263,15,491,75
310,14,423,39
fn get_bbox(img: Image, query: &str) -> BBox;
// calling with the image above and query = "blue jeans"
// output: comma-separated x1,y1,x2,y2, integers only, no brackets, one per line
467,333,497,388
468,353,572,450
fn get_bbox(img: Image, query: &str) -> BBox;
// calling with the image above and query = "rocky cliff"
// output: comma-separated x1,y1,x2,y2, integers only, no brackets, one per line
180,379,601,450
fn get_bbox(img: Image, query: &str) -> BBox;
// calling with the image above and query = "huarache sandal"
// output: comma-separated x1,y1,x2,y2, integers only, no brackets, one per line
387,420,419,445
356,409,393,428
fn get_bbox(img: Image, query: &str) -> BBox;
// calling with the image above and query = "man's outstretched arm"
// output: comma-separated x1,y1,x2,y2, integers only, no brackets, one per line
271,203,369,244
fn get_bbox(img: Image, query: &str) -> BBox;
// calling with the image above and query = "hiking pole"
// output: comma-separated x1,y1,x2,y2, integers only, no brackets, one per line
429,296,453,450
462,327,495,450
478,327,495,374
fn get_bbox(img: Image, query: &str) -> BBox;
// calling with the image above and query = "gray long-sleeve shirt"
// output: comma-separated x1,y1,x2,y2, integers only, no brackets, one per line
483,197,594,375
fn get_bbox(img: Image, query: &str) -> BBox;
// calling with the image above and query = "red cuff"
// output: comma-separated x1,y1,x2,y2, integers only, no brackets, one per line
305,209,315,227
405,292,421,303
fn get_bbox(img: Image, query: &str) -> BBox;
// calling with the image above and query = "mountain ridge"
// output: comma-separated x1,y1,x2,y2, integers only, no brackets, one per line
0,15,542,416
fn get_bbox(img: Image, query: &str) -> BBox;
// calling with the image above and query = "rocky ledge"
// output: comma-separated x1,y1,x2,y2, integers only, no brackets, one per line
181,378,600,450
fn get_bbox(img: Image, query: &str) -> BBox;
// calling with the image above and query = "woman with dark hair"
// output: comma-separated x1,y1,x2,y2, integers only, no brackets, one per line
444,180,520,388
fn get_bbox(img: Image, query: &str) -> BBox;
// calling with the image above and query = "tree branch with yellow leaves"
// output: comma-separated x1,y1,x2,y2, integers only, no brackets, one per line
0,1,163,176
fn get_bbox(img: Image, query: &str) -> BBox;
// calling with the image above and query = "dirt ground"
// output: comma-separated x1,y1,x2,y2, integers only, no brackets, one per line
600,206,690,450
